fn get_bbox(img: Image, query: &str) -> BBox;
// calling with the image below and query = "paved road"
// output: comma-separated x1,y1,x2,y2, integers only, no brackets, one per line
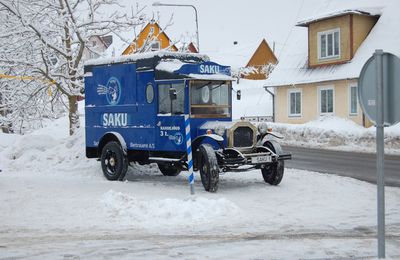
283,146,400,187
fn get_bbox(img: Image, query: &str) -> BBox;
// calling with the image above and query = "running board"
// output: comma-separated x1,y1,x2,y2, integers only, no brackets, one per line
148,157,181,162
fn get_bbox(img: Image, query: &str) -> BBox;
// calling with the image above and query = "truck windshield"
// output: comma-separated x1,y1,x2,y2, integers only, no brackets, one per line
190,80,231,118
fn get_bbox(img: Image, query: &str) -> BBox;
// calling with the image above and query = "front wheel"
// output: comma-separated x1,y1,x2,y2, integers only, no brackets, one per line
198,144,219,192
261,140,285,185
261,160,284,185
101,141,128,181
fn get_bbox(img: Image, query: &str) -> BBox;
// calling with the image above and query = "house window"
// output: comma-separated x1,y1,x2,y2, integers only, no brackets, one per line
349,85,358,115
319,86,334,114
150,41,160,51
288,89,301,117
318,28,340,60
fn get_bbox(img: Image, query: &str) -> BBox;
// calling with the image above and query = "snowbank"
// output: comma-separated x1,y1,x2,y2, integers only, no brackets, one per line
102,190,240,228
0,101,98,178
269,116,400,153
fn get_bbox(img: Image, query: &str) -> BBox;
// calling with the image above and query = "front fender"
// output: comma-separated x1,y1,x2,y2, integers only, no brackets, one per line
257,132,284,147
191,134,224,152
262,139,283,155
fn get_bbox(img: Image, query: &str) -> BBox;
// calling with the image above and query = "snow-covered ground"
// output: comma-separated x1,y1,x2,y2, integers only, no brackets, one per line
0,103,400,259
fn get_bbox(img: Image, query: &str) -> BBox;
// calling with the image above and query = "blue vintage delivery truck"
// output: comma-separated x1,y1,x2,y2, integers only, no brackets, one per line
84,51,291,192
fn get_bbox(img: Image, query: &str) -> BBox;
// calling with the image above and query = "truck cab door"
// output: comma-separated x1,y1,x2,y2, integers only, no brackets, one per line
155,80,187,152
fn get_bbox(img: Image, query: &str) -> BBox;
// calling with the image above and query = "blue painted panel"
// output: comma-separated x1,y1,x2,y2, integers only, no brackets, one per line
85,63,156,150
155,115,186,152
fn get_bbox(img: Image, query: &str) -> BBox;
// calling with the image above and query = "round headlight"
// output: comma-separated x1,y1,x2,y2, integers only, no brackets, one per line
258,122,268,135
214,125,225,136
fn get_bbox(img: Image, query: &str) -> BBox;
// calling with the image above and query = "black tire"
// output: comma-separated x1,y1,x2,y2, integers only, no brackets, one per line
101,141,128,181
158,163,181,176
261,141,285,185
198,144,219,192
261,160,284,185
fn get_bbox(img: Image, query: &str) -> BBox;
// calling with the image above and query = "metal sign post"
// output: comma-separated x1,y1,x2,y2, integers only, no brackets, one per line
359,49,400,259
375,50,385,258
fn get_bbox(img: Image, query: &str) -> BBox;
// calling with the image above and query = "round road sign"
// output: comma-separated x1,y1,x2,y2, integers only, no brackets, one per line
358,51,400,126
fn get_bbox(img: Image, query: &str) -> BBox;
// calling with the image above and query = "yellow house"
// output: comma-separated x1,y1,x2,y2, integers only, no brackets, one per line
264,7,393,127
122,21,178,55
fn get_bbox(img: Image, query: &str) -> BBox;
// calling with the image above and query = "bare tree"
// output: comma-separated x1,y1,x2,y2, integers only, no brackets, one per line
0,0,145,135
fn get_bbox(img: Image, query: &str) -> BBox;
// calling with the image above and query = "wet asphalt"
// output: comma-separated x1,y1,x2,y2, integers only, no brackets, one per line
282,145,400,187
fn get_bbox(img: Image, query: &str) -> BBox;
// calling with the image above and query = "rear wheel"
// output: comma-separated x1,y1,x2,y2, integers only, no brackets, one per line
101,141,128,181
158,163,181,176
199,144,219,192
261,141,285,185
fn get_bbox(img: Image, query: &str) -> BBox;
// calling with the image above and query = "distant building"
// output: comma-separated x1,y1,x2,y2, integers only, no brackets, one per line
177,42,198,53
122,21,178,55
242,39,277,80
264,4,400,127
209,39,277,81
83,35,113,60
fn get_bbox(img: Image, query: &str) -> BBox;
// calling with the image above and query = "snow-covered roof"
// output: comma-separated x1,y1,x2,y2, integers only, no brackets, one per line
264,0,400,87
296,7,382,27
84,51,209,67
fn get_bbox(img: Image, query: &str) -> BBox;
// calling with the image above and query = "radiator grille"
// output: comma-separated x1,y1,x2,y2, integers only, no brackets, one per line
233,127,254,147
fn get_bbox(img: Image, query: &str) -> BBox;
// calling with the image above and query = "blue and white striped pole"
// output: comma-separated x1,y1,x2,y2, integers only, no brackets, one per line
184,114,195,195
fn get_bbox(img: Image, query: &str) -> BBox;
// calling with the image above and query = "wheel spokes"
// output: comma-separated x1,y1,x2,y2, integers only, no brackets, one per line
105,150,117,175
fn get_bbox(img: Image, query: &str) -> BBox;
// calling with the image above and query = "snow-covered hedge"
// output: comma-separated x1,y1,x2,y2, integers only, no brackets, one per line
269,116,400,153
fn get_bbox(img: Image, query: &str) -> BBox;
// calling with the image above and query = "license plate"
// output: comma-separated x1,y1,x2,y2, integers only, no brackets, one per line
252,155,272,164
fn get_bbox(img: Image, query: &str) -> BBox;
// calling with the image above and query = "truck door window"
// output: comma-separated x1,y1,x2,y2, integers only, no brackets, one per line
158,83,185,114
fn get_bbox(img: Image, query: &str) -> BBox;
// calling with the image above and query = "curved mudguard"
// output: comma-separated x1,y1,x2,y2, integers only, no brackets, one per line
261,139,292,161
191,134,224,152
99,131,128,155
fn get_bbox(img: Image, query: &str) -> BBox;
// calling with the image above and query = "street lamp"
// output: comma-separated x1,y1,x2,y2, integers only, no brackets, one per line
152,2,200,53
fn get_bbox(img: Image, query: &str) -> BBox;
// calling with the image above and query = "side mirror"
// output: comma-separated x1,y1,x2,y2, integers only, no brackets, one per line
169,88,177,100
237,90,241,100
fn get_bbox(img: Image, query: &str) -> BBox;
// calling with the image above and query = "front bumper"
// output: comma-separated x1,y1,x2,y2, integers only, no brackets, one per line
217,148,292,170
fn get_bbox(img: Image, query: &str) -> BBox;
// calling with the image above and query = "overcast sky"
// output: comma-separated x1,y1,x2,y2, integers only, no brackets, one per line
114,0,384,66
121,0,326,56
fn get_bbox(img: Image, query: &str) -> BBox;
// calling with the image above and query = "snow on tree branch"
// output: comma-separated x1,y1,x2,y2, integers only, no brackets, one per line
0,0,145,135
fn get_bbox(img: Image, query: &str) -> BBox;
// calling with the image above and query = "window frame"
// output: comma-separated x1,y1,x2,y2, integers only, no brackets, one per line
146,83,154,104
348,84,358,116
150,40,160,51
157,82,185,115
318,85,335,115
317,28,341,61
287,88,302,118
189,80,232,118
